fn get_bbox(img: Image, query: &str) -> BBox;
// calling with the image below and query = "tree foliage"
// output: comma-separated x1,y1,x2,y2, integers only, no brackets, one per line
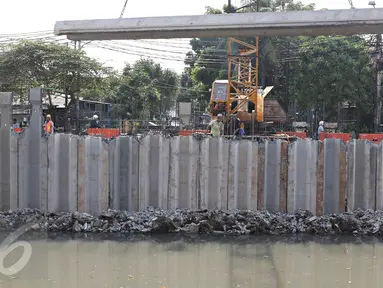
289,36,375,126
0,40,109,108
0,41,180,121
107,59,179,119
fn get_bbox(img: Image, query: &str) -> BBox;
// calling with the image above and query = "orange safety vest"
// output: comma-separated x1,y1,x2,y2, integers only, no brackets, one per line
45,120,53,133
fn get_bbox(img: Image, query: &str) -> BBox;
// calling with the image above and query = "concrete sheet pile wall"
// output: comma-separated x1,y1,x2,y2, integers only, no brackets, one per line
347,140,377,211
169,136,199,209
200,138,229,209
3,128,383,215
138,135,170,210
109,136,139,211
77,137,109,215
48,134,78,212
323,139,347,214
227,140,258,211
288,140,319,214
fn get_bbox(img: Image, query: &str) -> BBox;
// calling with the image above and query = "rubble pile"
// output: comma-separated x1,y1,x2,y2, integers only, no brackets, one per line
2,208,383,236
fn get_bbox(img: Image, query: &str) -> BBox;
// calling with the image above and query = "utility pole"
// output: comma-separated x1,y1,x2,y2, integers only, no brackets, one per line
75,41,81,133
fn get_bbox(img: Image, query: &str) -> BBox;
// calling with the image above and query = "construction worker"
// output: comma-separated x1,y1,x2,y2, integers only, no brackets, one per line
208,113,224,137
12,118,19,129
90,114,101,128
44,114,54,135
318,120,324,140
20,117,28,128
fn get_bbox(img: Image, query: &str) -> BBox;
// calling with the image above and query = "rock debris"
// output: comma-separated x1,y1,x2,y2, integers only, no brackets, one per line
1,207,383,236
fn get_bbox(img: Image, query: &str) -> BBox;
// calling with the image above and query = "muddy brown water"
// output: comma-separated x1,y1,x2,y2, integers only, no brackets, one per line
1,234,383,287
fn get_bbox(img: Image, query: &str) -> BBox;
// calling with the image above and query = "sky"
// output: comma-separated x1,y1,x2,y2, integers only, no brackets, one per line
0,0,377,73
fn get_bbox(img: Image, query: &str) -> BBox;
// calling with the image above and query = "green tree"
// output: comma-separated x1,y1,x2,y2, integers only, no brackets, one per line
107,59,179,119
80,73,121,102
0,40,109,110
289,36,375,130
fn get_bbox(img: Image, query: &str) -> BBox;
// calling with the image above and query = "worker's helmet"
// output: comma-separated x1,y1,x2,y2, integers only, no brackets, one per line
319,121,324,126
46,114,51,119
217,113,223,118
92,115,99,120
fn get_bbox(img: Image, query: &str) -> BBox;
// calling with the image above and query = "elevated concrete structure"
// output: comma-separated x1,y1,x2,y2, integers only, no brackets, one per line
54,8,383,40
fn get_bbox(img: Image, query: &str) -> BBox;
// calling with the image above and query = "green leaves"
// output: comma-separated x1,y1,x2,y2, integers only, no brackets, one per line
0,40,107,105
108,58,179,119
288,36,374,122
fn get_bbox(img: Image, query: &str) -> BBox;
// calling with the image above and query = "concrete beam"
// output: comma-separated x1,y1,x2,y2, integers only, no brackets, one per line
54,8,383,40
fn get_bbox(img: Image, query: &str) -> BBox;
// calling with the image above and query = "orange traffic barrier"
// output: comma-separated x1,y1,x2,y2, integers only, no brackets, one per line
88,128,101,136
320,133,351,142
276,131,307,139
87,128,120,138
101,128,120,138
359,134,383,143
13,128,23,133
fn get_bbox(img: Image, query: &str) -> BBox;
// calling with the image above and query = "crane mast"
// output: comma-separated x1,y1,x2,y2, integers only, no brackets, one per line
227,37,261,121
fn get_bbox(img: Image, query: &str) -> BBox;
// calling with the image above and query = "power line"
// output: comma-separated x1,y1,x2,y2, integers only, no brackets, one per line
119,0,129,18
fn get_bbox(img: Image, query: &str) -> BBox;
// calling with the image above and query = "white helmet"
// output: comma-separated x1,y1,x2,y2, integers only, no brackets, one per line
92,115,99,120
319,121,324,126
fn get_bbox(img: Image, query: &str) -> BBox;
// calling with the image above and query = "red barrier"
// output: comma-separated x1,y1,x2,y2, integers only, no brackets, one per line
320,133,351,142
359,134,383,143
13,128,23,133
276,131,307,139
87,128,120,138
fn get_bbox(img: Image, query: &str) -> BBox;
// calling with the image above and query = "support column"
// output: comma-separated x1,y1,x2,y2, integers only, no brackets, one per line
19,88,45,209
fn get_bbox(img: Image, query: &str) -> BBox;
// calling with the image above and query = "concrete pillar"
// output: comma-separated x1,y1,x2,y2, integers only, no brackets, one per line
0,92,16,210
19,88,46,209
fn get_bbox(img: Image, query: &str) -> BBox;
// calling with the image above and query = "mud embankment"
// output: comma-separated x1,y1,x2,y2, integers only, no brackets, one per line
2,208,383,236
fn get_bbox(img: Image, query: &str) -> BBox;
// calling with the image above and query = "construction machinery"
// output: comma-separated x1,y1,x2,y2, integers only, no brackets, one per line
178,36,294,139
209,37,276,136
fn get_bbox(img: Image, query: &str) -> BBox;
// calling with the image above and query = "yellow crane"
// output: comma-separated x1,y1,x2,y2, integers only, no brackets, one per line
209,37,273,135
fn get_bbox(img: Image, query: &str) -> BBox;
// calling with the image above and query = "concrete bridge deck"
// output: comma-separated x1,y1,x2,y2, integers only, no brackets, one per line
54,8,383,40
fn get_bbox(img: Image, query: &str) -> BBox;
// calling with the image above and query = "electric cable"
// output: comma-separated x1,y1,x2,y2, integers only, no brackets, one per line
119,0,129,18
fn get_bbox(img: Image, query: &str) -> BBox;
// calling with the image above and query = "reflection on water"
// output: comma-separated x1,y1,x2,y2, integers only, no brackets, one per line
2,235,383,287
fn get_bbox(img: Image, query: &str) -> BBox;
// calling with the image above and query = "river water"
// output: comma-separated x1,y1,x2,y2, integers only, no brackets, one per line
1,235,383,287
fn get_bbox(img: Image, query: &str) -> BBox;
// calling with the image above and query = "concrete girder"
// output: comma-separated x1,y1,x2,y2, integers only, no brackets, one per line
54,8,383,40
